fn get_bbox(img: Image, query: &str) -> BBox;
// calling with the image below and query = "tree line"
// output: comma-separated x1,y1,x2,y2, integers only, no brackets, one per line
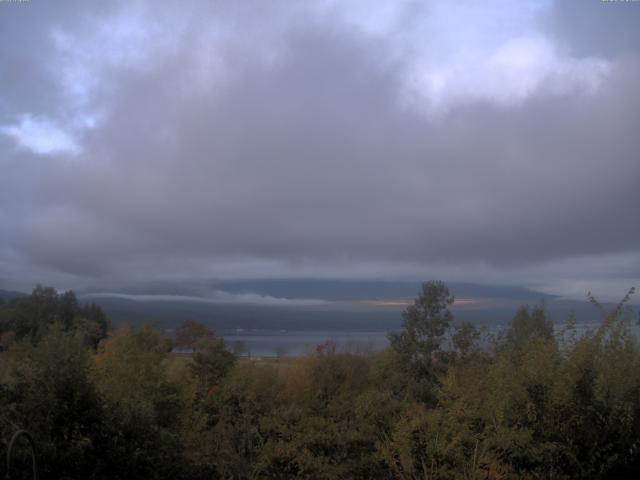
0,281,639,479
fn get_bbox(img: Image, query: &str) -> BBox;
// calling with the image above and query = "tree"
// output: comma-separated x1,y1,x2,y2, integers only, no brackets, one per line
92,324,183,479
0,326,104,479
388,281,455,402
173,319,215,351
0,286,109,347
74,302,110,348
190,339,236,402
452,322,482,363
504,305,554,351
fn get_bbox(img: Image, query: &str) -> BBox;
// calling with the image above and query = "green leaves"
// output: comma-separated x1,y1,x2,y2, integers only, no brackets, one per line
1,326,103,479
0,286,109,348
388,280,455,404
2,281,640,479
190,339,236,402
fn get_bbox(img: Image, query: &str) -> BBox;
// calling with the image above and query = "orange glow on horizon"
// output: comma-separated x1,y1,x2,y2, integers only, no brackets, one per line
349,297,485,308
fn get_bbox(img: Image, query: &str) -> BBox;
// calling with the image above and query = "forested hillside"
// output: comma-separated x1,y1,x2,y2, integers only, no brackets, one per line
1,282,639,479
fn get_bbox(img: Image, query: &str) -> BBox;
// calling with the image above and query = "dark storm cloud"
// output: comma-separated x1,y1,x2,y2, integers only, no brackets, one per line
0,0,638,297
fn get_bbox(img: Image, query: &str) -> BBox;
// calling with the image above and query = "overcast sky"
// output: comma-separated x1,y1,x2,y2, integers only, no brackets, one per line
1,0,639,301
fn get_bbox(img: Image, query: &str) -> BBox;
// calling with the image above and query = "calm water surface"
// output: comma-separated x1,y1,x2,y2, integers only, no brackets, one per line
220,321,640,357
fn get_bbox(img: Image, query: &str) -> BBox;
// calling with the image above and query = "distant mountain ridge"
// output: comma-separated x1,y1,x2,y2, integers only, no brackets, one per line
0,288,27,301
2,282,627,332
79,279,556,302
77,280,618,331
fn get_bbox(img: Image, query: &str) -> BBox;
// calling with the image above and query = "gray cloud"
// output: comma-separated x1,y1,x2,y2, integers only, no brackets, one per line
0,0,638,299
81,291,329,308
549,0,640,58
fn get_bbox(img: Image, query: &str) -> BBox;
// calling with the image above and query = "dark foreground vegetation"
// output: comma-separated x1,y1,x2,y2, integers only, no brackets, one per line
1,282,639,479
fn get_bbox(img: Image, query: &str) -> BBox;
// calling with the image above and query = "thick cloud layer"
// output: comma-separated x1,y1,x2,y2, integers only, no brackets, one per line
0,0,639,299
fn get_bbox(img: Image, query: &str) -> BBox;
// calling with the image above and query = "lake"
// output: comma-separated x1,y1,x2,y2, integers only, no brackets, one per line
219,320,640,357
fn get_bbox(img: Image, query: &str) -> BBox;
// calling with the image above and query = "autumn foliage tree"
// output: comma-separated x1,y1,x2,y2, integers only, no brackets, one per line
2,283,640,479
173,319,216,351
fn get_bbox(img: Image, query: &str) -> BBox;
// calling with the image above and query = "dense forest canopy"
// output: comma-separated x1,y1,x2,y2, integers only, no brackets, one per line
0,282,638,479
